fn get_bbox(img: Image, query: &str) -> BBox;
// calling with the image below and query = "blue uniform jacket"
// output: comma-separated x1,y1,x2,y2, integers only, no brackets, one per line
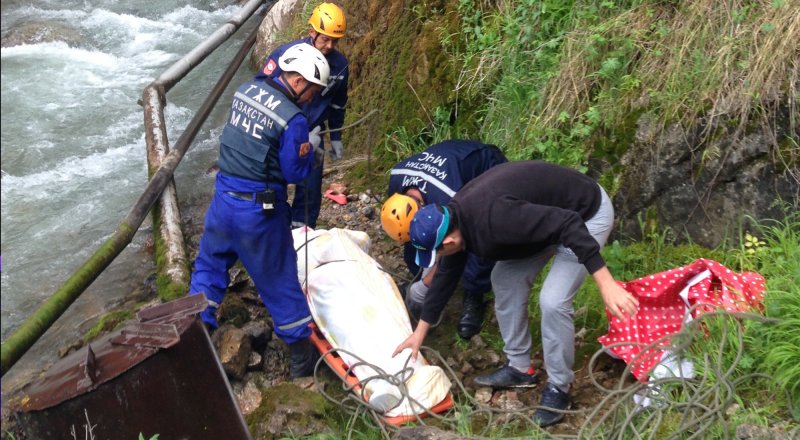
256,37,349,141
387,139,508,205
217,77,314,188
388,140,507,293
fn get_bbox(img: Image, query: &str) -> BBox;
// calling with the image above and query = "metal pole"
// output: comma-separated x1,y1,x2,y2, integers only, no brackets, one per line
1,13,264,377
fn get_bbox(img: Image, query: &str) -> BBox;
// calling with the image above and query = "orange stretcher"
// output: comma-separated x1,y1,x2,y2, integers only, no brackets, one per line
308,322,454,426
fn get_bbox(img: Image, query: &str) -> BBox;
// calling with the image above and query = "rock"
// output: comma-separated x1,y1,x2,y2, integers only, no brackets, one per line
361,206,375,219
217,327,252,380
467,334,487,349
250,0,305,70
498,390,524,411
474,387,493,404
616,108,798,247
247,351,263,371
57,339,84,358
2,22,83,47
735,423,797,440
393,426,472,440
142,273,158,297
292,376,315,390
218,294,251,327
242,320,272,351
227,266,251,291
464,348,502,371
252,383,333,439
262,339,290,385
234,380,262,416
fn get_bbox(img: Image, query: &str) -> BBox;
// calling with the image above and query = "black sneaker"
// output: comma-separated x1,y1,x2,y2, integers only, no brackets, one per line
457,294,485,339
534,383,570,427
474,364,539,388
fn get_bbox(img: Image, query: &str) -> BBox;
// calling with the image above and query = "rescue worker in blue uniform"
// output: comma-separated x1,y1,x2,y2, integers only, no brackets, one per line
189,43,330,378
380,140,507,339
256,2,349,229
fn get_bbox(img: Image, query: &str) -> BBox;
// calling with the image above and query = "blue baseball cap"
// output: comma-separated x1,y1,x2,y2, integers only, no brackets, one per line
410,204,451,268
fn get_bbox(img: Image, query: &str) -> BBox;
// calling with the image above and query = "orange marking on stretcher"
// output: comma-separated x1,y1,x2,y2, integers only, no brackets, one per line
307,322,454,426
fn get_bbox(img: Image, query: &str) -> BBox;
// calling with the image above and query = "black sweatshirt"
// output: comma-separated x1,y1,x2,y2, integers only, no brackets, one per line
420,161,605,324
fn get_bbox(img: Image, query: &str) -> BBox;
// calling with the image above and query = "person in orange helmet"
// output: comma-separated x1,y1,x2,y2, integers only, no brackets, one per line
257,2,349,229
380,140,507,340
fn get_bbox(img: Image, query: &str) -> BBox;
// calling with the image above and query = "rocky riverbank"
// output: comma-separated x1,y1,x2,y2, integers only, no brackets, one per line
170,161,632,438
5,161,794,439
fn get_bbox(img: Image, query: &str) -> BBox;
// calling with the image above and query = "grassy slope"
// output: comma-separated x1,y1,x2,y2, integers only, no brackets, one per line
330,0,800,436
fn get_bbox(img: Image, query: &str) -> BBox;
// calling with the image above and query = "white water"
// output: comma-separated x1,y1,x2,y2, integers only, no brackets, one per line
1,0,262,392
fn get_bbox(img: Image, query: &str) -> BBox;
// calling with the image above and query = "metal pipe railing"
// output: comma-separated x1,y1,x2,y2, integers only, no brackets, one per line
1,0,268,376
143,0,270,300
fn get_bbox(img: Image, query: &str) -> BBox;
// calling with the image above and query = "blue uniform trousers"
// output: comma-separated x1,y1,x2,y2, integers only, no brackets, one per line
189,175,312,343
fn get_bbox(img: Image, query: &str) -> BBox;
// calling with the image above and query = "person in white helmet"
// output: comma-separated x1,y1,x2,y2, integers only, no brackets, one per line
257,2,350,229
188,43,330,378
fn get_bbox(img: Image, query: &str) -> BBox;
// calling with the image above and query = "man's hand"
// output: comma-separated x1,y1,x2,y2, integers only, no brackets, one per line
329,140,344,161
392,320,431,362
309,126,323,167
592,266,639,321
309,126,322,149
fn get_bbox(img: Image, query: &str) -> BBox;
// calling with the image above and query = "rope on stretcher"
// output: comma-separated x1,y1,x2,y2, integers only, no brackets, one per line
310,307,783,439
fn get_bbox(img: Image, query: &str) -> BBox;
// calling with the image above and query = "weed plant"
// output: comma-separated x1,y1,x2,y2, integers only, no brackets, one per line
309,214,797,440
368,0,799,435
429,0,799,181
692,210,800,421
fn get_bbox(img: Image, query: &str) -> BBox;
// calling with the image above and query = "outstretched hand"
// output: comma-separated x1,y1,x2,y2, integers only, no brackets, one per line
592,266,639,321
392,320,431,362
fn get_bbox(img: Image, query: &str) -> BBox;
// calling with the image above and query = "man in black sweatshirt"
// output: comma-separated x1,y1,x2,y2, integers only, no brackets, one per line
392,161,638,427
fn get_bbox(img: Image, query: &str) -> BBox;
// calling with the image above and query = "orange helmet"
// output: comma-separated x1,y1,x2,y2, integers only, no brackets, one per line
308,3,346,39
381,193,420,243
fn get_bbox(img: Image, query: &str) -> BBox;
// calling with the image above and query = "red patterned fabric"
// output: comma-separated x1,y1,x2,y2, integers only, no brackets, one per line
598,259,766,381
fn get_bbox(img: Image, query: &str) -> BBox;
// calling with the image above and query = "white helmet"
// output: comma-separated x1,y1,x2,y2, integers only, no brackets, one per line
278,43,330,87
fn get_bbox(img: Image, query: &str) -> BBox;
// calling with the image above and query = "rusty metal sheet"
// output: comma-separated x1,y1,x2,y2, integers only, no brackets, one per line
110,322,181,349
12,296,252,439
137,293,207,324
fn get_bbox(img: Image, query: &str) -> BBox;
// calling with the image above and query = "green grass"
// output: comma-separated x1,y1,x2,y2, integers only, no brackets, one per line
376,0,797,180
83,309,134,342
361,0,799,436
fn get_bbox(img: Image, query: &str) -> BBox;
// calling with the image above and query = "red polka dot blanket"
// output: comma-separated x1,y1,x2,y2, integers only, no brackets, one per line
598,258,766,381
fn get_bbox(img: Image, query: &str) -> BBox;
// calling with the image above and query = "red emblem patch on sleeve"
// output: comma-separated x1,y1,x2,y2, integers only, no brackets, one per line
298,142,311,158
263,59,276,76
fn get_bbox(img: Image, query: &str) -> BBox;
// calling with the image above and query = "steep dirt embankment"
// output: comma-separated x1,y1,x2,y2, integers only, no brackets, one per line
252,0,798,247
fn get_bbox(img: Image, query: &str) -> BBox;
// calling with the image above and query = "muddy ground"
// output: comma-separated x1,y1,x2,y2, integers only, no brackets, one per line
249,162,634,437
3,160,795,439
161,158,633,437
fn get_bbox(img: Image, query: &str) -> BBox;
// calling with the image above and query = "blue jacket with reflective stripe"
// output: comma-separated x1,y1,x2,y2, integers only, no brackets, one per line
387,140,508,205
255,37,349,141
217,78,312,185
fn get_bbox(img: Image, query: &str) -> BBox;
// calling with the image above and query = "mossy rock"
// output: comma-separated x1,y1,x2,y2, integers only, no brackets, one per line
83,310,134,342
245,382,334,439
219,294,251,328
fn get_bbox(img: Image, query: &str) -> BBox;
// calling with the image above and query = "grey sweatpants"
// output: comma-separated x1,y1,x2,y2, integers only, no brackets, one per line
490,186,614,391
